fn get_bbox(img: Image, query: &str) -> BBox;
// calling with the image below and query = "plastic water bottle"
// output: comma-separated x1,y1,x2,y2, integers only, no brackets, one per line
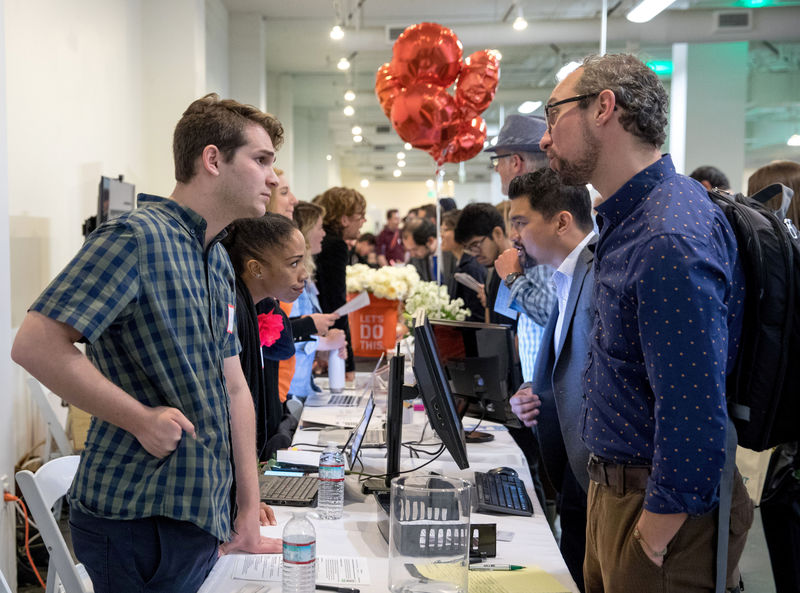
328,349,345,392
282,512,316,593
318,442,345,519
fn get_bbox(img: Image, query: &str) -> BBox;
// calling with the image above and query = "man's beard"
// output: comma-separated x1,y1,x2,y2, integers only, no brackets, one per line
553,120,600,186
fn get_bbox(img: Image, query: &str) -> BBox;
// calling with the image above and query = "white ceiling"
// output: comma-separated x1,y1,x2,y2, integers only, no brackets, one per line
224,0,800,181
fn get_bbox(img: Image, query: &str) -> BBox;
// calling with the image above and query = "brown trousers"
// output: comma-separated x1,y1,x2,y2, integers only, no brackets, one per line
584,470,753,593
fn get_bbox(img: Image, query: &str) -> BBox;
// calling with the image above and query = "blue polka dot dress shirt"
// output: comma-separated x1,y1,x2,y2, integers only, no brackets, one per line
583,155,745,515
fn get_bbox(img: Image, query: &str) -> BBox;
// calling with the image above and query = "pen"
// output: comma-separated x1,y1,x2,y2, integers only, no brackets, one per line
315,585,361,593
469,563,525,571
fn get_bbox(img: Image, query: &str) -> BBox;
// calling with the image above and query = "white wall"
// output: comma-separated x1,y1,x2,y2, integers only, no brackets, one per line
0,0,15,585
205,0,229,98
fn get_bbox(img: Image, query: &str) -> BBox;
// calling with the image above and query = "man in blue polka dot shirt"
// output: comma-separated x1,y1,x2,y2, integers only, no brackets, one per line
540,53,753,592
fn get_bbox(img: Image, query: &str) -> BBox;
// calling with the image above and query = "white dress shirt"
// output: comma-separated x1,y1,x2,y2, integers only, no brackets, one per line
550,231,595,355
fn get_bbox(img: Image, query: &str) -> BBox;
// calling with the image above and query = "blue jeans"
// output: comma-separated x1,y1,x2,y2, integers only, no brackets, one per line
69,506,218,593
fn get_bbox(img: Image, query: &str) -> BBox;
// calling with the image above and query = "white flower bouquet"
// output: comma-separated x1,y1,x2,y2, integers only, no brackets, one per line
403,281,471,325
346,263,421,301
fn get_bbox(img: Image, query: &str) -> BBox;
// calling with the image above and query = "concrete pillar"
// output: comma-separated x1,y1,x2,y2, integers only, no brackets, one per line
141,0,207,196
670,42,748,191
228,12,266,110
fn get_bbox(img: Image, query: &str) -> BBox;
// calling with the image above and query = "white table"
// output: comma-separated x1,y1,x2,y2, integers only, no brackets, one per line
199,384,579,593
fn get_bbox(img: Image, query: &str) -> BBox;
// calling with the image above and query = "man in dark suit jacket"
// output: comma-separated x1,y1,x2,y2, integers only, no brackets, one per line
507,169,595,592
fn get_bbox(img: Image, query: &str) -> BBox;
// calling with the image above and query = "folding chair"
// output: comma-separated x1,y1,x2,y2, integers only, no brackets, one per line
27,377,74,462
15,455,93,593
0,568,12,593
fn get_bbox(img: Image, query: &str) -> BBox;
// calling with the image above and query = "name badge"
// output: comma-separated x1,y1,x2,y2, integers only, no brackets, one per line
227,304,235,334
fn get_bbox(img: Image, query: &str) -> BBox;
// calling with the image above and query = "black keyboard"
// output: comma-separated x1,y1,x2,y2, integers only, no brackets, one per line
474,471,533,517
259,475,319,506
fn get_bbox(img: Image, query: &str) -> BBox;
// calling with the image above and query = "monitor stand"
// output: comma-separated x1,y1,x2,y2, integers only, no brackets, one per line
464,430,494,443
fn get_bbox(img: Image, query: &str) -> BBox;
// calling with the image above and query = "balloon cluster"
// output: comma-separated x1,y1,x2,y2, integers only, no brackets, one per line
374,23,500,165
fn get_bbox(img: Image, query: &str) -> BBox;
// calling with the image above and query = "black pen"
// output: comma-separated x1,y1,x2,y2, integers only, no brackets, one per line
316,585,360,593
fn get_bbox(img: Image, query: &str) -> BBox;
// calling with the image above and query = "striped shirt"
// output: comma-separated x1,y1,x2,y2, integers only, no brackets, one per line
30,194,240,540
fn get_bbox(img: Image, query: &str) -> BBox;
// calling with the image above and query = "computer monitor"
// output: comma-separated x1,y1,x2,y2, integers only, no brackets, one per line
412,310,469,470
429,319,522,427
98,175,136,224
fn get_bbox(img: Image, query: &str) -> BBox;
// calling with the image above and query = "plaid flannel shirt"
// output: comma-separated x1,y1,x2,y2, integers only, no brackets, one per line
30,194,239,540
510,264,556,381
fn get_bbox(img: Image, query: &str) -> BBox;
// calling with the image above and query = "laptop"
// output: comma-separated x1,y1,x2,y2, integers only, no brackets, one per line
304,353,386,408
320,393,386,455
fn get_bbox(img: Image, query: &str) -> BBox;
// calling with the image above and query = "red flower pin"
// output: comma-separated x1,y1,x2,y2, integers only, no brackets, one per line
258,311,284,347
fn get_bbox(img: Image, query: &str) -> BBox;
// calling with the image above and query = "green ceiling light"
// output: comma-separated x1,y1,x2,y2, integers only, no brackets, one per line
742,0,768,7
646,60,673,76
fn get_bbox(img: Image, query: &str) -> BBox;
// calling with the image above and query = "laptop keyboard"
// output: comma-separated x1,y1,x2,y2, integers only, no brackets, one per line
327,393,362,407
259,475,319,506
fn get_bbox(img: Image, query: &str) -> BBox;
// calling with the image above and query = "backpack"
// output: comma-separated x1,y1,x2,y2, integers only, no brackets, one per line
708,184,800,451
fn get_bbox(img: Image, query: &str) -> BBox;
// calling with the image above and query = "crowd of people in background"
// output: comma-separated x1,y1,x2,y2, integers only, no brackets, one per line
10,52,800,593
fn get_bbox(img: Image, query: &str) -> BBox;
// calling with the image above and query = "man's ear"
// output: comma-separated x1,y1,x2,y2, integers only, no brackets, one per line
246,258,263,279
201,145,222,176
492,225,506,243
595,89,617,126
555,211,574,234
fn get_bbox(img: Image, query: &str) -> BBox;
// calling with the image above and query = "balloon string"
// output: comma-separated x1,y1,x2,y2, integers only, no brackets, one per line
434,157,447,286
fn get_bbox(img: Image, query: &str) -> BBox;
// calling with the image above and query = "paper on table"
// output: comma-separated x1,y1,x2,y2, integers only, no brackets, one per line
275,449,322,468
333,291,370,317
233,555,370,585
415,563,569,593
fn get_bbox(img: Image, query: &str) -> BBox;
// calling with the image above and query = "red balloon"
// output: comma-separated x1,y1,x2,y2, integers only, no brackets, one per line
390,82,459,152
455,50,500,118
375,62,403,119
391,23,463,88
443,116,488,164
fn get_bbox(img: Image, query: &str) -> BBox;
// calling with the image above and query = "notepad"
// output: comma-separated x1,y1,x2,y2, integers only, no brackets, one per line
415,563,570,593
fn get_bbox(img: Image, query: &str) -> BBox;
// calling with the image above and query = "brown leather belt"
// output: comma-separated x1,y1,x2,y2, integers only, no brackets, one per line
588,455,651,495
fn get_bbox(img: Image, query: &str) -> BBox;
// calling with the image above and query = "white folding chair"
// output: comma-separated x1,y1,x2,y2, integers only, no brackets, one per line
27,377,75,462
0,568,12,593
15,456,93,593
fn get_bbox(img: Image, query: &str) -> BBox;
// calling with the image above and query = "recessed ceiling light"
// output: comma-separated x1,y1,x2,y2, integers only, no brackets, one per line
330,25,344,40
360,178,370,188
353,135,363,143
326,154,333,161
393,169,402,178
404,142,412,150
344,89,356,102
343,105,355,117
351,126,362,135
518,101,542,114
337,57,351,71
396,152,406,160
397,160,406,167
425,179,435,188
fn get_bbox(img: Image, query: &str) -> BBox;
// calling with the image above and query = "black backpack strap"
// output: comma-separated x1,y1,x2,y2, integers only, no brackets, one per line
716,417,738,593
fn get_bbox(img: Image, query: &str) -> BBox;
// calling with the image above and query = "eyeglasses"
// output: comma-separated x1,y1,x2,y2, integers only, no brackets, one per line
544,93,599,132
489,153,515,169
465,236,490,253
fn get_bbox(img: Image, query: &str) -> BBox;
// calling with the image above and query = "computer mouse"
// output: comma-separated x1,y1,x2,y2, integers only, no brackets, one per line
488,466,518,477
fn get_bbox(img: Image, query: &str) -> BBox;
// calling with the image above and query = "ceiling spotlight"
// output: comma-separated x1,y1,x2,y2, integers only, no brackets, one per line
351,126,362,135
344,89,356,102
397,160,406,168
393,169,402,178
404,142,412,150
343,105,355,117
326,154,333,161
512,4,528,31
353,135,363,143
396,152,406,160
360,178,370,188
626,0,678,23
330,25,344,40
337,57,351,71
425,179,435,189
518,100,542,114
788,134,800,147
